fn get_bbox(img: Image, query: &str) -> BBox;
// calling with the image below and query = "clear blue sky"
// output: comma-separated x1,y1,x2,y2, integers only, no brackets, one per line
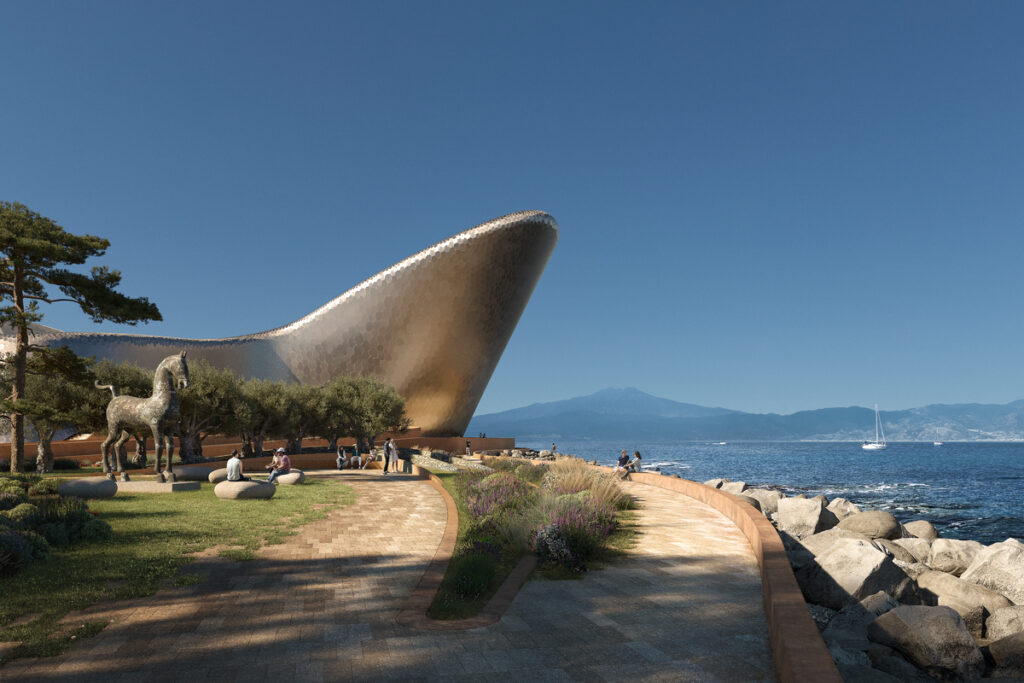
3,2,1023,416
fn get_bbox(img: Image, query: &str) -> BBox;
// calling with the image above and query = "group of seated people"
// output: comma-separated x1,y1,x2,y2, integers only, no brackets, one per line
336,446,374,470
613,449,642,478
225,447,292,483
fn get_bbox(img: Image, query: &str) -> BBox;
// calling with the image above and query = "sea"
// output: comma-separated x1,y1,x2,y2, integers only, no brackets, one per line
519,440,1023,545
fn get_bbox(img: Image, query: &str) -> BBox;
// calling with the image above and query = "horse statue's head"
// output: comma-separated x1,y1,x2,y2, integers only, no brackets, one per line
156,351,190,391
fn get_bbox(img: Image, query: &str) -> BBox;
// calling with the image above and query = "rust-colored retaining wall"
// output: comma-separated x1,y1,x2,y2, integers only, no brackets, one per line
624,471,841,682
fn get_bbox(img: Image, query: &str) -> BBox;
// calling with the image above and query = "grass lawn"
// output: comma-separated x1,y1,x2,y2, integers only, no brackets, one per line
0,478,354,664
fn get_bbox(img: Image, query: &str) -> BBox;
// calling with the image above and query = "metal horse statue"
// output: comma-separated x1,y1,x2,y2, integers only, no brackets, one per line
96,352,190,482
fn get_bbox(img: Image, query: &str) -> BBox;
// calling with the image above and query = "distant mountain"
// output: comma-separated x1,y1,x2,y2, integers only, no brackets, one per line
467,389,1024,441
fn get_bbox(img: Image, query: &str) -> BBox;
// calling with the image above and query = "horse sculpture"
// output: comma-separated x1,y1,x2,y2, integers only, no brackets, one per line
96,352,190,482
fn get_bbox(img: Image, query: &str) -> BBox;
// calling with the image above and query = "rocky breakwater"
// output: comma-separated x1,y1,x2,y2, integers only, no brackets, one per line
704,477,1024,681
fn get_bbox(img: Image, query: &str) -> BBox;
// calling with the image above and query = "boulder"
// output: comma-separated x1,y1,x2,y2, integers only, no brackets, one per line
703,478,729,489
796,537,917,610
807,603,838,631
275,470,305,485
902,520,939,541
927,538,984,577
917,570,1013,638
867,644,936,682
873,538,917,564
960,538,1024,605
744,488,782,516
719,480,747,494
867,605,985,681
810,493,828,506
798,527,872,557
58,478,117,499
893,537,932,564
172,465,213,482
731,493,760,511
894,561,929,580
987,605,1024,641
823,590,900,652
826,497,862,520
214,480,276,500
777,496,839,540
208,468,229,484
837,510,901,540
835,663,903,682
985,631,1024,676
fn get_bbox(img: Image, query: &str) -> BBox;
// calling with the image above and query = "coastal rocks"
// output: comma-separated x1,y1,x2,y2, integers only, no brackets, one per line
777,496,839,540
745,488,781,516
894,537,933,564
867,605,985,680
797,537,917,610
903,520,939,541
986,606,1024,640
703,478,729,489
58,478,117,499
927,538,984,577
917,570,1013,638
822,590,900,652
872,538,918,564
985,631,1024,676
798,528,871,557
961,538,1024,605
837,510,902,540
731,493,761,511
720,480,748,494
826,497,861,520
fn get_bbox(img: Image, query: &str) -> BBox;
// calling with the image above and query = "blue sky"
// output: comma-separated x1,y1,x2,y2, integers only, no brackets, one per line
3,2,1023,415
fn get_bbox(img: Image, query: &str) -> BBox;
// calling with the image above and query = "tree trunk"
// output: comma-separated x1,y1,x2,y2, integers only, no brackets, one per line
10,265,27,473
285,438,300,454
253,436,264,459
179,432,204,462
327,437,338,452
240,438,253,458
35,430,55,473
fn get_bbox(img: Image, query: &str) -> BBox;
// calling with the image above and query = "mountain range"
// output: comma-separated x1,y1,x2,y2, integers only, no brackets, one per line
467,388,1024,441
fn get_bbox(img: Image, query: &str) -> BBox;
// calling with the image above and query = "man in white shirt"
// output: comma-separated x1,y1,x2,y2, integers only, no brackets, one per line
226,449,250,482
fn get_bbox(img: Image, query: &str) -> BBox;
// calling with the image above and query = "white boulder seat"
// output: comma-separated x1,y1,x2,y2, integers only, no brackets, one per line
214,480,276,500
173,465,214,482
275,469,305,485
208,468,229,484
58,478,117,499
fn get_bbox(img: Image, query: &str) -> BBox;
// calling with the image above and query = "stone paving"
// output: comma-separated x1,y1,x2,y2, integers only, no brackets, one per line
1,470,773,682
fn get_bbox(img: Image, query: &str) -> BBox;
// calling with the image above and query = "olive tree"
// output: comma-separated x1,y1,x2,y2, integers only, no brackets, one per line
346,377,410,454
176,358,241,462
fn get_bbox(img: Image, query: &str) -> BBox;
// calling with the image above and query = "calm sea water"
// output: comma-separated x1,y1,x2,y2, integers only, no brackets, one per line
520,440,1023,545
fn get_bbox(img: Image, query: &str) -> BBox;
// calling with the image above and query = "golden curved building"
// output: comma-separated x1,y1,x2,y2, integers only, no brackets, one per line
9,211,558,436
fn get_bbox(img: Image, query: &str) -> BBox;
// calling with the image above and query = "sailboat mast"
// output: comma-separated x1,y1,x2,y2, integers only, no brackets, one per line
874,404,880,443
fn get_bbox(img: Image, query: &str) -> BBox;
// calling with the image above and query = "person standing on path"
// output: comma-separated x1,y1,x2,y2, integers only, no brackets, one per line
386,437,399,474
381,440,391,475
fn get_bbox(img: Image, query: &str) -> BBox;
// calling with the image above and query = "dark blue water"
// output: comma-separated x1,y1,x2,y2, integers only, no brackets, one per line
521,440,1023,545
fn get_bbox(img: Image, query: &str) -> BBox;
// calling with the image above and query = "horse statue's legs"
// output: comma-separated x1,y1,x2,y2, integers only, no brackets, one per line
163,432,176,482
99,432,116,480
112,430,132,482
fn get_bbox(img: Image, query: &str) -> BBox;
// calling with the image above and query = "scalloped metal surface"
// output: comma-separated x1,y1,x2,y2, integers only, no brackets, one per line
5,211,558,436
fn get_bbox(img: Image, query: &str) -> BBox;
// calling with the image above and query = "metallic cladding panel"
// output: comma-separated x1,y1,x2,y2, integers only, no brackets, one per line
6,211,558,436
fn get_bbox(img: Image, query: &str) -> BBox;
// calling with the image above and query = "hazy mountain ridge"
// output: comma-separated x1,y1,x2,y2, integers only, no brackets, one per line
467,389,1024,441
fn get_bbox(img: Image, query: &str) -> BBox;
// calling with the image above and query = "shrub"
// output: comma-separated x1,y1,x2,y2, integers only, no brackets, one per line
513,462,548,484
3,502,41,528
0,477,26,495
21,530,50,561
466,472,531,518
28,479,60,496
451,553,498,599
0,530,34,573
532,524,584,572
53,458,81,470
34,497,92,542
79,518,113,542
542,459,631,510
540,492,616,559
39,521,70,548
0,490,27,511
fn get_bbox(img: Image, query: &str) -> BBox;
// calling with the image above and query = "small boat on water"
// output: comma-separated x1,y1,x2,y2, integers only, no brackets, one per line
862,404,887,451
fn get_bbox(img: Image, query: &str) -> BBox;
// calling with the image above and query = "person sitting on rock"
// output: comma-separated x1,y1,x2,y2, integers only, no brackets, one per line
613,449,630,474
267,448,292,484
362,447,377,469
226,449,250,482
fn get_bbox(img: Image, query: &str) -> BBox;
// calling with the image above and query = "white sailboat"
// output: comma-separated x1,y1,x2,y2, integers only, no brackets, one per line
862,404,887,450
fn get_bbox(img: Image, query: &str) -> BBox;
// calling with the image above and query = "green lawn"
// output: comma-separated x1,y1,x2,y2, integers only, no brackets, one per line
0,478,355,663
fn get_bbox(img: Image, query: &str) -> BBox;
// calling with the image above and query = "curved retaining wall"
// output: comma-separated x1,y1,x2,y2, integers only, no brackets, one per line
625,471,841,682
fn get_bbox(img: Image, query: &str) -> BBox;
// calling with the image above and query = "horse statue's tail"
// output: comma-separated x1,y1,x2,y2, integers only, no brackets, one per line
94,380,119,397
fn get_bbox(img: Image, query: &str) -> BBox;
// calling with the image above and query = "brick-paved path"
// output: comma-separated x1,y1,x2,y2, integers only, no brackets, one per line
2,471,772,682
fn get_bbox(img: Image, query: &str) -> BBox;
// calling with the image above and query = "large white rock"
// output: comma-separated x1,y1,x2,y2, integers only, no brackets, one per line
172,465,214,482
902,520,938,541
927,538,984,577
208,468,229,484
798,527,872,557
703,478,729,489
867,605,984,680
719,480,747,494
961,538,1024,605
797,537,917,610
58,478,117,499
778,496,839,540
822,590,900,652
987,606,1024,641
872,538,917,564
744,488,782,516
837,510,901,540
826,497,861,520
274,469,305,485
214,480,276,500
986,631,1024,677
917,570,1013,638
893,537,932,564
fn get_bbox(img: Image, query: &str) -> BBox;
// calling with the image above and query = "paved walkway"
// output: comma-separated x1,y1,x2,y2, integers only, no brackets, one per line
2,471,773,682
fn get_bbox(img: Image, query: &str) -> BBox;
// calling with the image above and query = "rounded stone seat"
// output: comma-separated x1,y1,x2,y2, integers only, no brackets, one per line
275,469,305,485
208,468,229,484
214,480,276,500
58,478,117,499
173,465,214,482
